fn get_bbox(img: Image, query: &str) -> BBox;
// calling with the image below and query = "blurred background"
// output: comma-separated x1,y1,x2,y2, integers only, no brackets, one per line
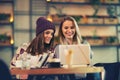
0,0,120,67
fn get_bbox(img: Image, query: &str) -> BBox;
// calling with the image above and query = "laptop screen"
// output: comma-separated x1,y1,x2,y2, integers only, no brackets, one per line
55,44,91,66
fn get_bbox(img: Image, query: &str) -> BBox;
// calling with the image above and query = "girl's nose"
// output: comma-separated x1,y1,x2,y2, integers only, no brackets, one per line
68,29,72,32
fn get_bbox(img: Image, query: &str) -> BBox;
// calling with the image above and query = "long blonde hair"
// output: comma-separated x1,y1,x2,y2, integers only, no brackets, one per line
58,16,83,44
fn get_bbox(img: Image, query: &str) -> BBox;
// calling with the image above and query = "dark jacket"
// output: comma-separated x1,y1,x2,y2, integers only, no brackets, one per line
0,59,12,80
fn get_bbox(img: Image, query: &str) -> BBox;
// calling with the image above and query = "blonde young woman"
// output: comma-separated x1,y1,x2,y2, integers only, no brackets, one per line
58,16,92,57
56,16,101,80
59,16,82,45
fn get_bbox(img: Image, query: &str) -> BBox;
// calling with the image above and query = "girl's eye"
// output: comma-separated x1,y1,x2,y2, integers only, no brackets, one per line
64,26,68,29
51,32,54,36
45,31,50,34
71,26,75,29
45,31,54,36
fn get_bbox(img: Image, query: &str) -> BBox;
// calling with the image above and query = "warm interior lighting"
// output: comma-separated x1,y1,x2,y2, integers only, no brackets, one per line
83,15,87,23
10,38,14,44
46,0,51,2
47,15,53,22
9,16,13,22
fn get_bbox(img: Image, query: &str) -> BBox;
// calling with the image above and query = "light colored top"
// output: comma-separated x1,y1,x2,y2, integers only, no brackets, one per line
10,43,54,69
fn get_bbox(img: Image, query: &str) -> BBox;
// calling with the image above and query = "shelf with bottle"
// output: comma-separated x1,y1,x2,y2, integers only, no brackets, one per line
53,35,119,47
0,33,14,46
47,14,120,26
0,13,13,24
82,36,119,46
46,0,120,6
91,44,120,48
46,0,120,25
0,13,14,46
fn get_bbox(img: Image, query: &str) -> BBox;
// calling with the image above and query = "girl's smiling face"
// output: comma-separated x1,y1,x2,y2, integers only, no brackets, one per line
44,29,54,44
62,20,76,39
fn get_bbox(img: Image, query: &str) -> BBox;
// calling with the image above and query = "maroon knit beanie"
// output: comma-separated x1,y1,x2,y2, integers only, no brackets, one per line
36,17,55,36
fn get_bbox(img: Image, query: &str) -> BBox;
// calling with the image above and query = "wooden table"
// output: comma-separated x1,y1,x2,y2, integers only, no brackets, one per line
11,66,104,80
11,66,104,75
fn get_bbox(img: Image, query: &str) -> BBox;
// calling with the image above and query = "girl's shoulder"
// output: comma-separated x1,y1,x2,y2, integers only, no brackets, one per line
16,42,30,54
19,42,30,49
20,42,30,47
82,40,89,45
53,43,59,49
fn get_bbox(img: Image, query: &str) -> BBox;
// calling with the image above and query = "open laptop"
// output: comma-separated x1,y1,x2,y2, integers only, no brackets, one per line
55,44,91,67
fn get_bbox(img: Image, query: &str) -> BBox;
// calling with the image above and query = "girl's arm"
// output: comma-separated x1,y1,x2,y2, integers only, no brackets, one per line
10,43,29,68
